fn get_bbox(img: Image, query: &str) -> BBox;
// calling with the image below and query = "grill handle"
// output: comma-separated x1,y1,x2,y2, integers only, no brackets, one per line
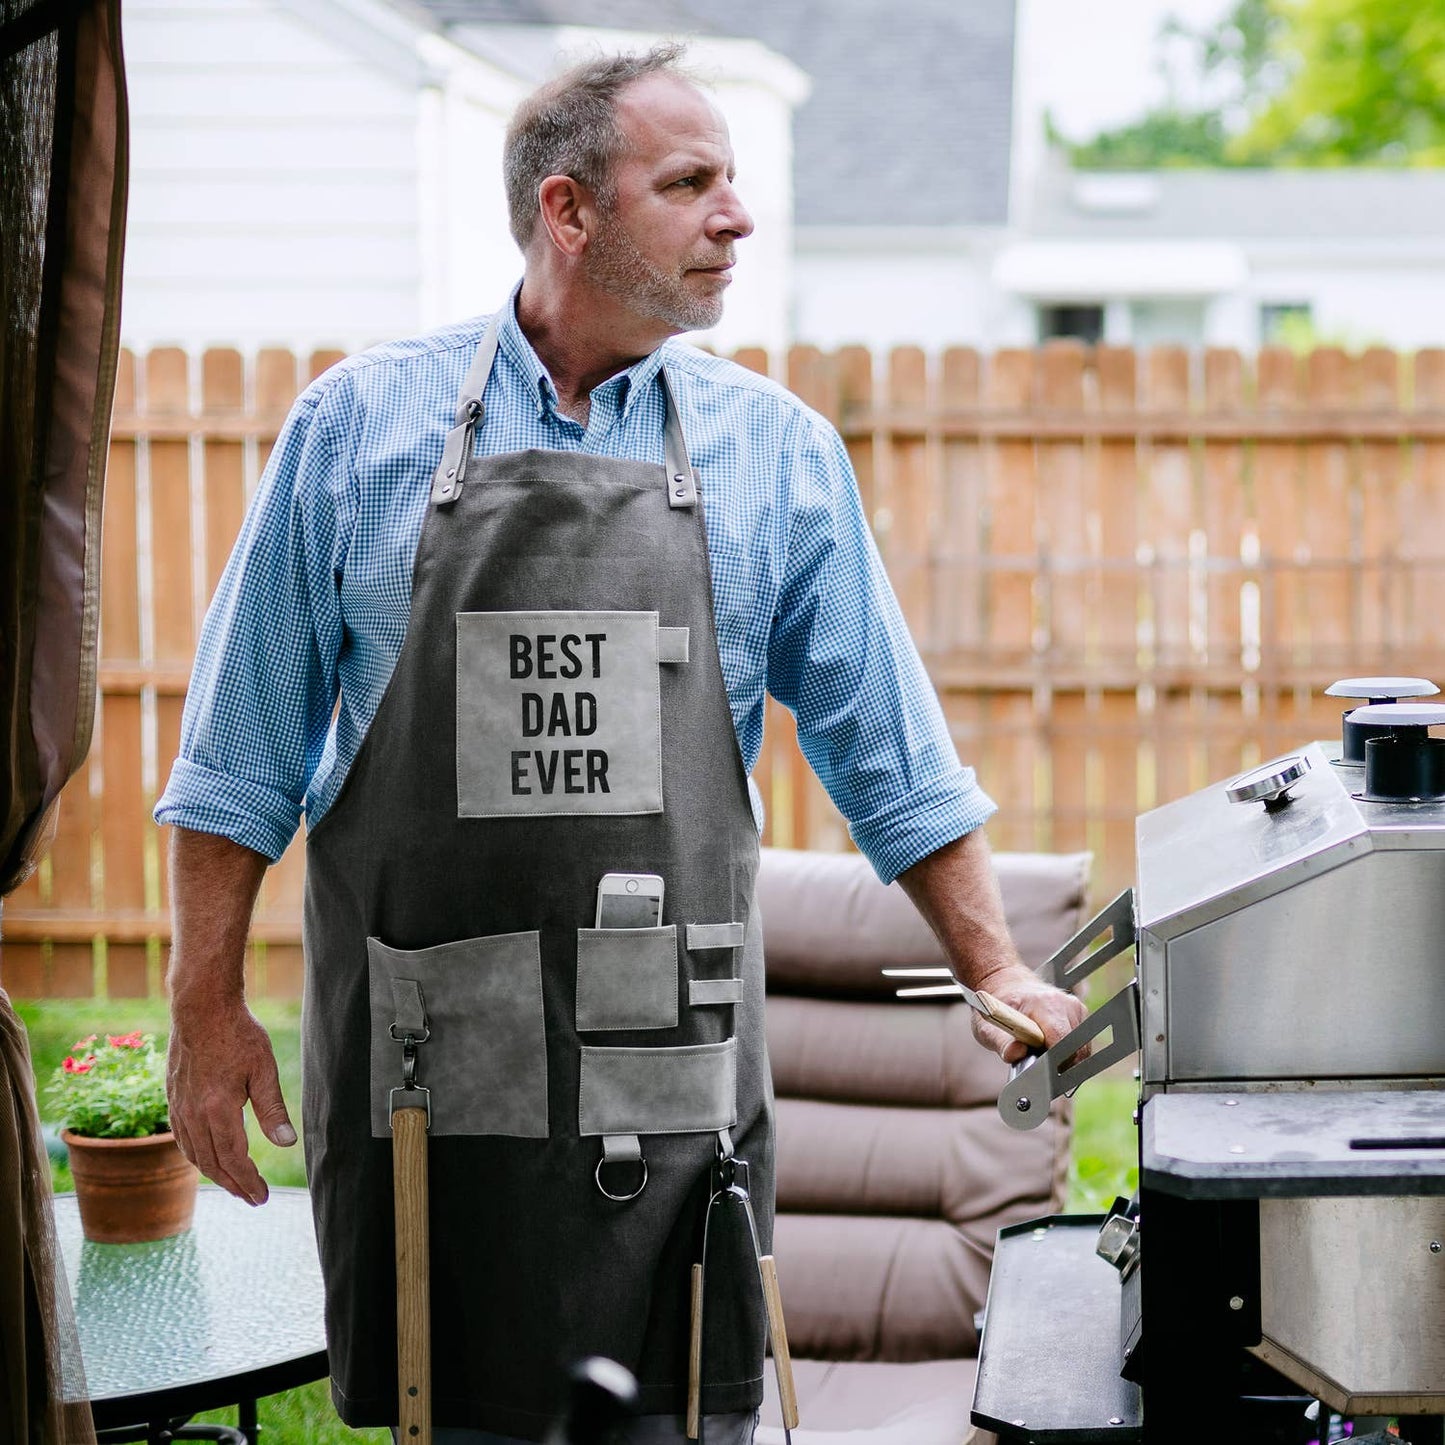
998,981,1141,1131
1037,888,1136,991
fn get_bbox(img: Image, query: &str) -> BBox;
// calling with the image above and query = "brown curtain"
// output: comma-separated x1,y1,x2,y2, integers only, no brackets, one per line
1,1,127,891
1,0,127,1439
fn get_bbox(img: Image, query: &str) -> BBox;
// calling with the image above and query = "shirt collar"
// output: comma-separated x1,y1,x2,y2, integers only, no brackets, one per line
496,281,672,423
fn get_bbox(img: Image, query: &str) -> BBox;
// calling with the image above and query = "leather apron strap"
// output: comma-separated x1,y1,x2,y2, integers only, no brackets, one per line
430,318,698,511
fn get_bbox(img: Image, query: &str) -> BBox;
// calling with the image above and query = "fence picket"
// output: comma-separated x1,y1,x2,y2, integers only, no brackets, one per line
1357,348,1403,659
937,349,985,660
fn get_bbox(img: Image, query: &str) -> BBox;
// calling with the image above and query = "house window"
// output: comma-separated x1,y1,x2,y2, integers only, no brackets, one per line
1039,304,1104,345
1261,303,1312,343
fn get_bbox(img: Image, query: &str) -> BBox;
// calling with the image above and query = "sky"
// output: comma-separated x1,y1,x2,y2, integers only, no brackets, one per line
1022,0,1237,142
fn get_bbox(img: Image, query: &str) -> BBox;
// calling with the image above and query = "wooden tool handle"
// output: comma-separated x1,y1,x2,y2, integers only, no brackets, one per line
393,1106,432,1445
686,1262,703,1439
759,1255,799,1430
974,990,1047,1049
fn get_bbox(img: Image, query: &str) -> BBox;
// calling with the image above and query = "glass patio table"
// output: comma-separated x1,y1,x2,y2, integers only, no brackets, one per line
53,1185,329,1444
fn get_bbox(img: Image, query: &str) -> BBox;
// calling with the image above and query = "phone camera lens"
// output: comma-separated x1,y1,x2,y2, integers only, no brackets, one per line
625,879,639,893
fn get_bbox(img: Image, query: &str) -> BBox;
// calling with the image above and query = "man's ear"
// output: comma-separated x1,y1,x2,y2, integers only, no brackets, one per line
536,174,592,257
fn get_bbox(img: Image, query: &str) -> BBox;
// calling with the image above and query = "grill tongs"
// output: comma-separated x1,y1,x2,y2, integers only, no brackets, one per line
884,889,1141,1132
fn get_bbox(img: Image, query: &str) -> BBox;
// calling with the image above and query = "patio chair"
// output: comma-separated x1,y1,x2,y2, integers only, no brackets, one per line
754,844,1091,1445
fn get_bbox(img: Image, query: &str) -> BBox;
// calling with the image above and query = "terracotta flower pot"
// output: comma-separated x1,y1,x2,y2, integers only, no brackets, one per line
61,1129,199,1244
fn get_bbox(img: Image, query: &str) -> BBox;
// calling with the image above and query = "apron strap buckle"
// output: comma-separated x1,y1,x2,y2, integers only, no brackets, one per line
429,399,482,508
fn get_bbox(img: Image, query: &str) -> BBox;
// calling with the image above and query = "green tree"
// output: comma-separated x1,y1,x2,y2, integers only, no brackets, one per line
1065,0,1445,169
1231,0,1445,165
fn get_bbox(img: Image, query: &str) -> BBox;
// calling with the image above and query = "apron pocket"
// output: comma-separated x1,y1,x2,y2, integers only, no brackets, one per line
367,931,548,1139
455,609,665,818
576,926,679,1032
578,1039,738,1137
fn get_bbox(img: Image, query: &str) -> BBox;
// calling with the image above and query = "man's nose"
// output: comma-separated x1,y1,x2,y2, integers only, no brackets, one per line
711,181,754,241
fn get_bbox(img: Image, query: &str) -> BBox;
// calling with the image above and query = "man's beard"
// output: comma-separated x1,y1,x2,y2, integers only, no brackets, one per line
585,212,729,333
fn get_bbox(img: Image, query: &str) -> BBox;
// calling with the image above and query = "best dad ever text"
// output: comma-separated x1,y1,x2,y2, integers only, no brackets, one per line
508,630,611,796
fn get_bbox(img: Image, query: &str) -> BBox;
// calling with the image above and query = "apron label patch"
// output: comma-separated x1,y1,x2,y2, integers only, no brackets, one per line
457,610,664,816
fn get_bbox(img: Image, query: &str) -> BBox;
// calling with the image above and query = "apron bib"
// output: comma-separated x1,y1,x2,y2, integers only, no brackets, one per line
301,322,772,1438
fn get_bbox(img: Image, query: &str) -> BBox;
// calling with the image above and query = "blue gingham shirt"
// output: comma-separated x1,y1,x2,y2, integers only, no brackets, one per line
156,294,995,882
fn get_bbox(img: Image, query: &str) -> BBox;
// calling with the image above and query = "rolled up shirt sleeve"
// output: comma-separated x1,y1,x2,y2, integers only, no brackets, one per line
767,416,996,883
154,377,354,861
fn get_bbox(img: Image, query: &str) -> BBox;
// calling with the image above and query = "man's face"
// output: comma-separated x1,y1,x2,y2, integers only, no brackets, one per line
583,74,754,334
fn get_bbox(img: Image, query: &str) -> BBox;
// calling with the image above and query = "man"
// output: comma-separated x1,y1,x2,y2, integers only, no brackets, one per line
157,45,1084,1445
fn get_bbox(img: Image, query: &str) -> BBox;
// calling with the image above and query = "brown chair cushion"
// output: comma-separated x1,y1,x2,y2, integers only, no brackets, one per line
759,846,1091,998
758,1358,995,1444
769,1101,1071,1361
767,996,1007,1111
759,845,1089,1369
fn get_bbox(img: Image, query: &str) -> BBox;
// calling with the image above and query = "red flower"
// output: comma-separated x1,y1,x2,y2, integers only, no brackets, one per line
62,1055,95,1074
72,1035,97,1050
107,1031,144,1048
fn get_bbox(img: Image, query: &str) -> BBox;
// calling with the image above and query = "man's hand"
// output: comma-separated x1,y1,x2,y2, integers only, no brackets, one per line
167,996,295,1205
967,958,1086,1065
165,827,295,1205
897,828,1087,1064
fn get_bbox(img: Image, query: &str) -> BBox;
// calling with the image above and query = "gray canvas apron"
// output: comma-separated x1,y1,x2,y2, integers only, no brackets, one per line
301,320,772,1440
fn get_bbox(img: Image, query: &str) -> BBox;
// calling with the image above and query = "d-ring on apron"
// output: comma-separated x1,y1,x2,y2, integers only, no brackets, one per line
300,318,773,1439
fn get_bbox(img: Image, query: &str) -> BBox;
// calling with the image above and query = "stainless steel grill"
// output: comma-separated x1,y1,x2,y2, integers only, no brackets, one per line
971,679,1445,1445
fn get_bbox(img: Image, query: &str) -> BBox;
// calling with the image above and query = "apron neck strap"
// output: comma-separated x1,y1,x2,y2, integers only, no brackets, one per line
433,314,699,510
657,366,698,509
454,316,502,427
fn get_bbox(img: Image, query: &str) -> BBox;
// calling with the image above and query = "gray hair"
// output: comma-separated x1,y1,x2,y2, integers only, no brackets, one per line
503,43,693,249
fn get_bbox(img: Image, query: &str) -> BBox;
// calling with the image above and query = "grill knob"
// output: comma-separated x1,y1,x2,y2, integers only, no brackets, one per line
1226,755,1310,810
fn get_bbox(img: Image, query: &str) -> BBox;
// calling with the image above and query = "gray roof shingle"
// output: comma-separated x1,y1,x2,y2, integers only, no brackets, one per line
413,0,730,34
1032,162,1445,240
414,0,1017,229
734,0,1016,228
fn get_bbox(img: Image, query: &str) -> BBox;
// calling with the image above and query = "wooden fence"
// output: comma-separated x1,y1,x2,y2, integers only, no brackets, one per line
6,340,1445,999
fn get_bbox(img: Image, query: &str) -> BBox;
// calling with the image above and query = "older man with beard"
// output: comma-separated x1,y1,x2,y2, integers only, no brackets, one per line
156,44,1084,1445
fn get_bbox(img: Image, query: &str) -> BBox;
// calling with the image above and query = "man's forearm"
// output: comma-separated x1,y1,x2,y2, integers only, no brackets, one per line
167,827,268,1008
165,826,294,1204
895,826,1020,990
897,827,1087,1060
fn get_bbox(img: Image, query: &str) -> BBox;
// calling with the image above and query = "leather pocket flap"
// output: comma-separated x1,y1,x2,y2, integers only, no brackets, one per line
578,1039,737,1137
576,925,679,1032
368,931,548,1138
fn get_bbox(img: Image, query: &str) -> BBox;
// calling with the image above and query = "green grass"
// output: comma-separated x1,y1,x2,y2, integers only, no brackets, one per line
17,997,1140,1441
1065,1073,1139,1214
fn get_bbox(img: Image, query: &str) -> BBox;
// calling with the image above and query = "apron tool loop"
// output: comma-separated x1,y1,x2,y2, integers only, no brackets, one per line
595,1133,649,1202
688,1144,797,1445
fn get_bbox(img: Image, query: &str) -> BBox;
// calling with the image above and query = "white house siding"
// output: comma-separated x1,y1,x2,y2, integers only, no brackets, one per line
1240,244,1445,352
414,34,528,331
791,231,1005,354
122,0,432,352
120,4,804,357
